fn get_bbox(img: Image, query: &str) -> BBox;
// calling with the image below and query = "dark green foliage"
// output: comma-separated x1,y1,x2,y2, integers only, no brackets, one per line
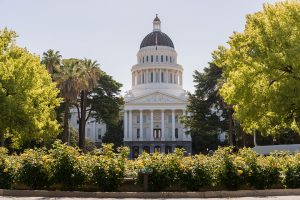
0,148,14,189
102,121,124,149
183,63,230,152
91,71,124,125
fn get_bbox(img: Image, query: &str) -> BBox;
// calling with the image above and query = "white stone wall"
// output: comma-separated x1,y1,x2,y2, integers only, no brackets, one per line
69,108,107,143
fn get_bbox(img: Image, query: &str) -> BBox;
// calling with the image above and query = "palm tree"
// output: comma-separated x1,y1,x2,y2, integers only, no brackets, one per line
78,58,101,150
41,49,62,74
54,59,85,144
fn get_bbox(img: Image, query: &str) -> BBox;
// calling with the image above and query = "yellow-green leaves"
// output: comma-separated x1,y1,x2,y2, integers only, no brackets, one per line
0,29,61,148
213,0,300,136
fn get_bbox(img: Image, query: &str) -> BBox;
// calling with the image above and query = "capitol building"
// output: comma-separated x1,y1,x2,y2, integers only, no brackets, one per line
124,15,192,158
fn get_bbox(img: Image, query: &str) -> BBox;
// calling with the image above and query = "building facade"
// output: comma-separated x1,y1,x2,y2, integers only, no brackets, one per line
124,15,192,158
69,108,107,145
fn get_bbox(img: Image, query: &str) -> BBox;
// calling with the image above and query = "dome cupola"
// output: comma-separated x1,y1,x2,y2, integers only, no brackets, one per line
140,15,174,49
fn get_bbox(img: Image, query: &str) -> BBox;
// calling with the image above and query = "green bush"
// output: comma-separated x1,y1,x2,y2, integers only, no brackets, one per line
18,149,51,189
212,147,245,190
49,141,87,189
92,144,128,191
135,149,183,191
2,144,300,191
0,147,15,189
283,154,300,188
179,154,212,191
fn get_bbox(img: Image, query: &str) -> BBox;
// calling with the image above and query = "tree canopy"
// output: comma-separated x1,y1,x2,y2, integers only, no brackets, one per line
0,29,61,147
183,63,229,152
213,0,300,136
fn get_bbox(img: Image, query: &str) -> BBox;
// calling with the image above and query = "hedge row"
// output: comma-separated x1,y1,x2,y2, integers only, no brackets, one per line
1,142,300,191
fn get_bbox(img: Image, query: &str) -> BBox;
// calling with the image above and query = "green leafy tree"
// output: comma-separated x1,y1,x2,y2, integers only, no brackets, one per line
183,63,231,152
91,71,123,125
102,121,124,149
0,29,61,147
213,0,300,136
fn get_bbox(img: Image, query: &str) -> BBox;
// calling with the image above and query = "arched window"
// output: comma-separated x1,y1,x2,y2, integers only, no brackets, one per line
161,55,163,62
154,146,161,153
165,146,172,154
151,72,153,82
146,56,149,62
156,55,159,62
161,72,164,82
166,56,168,62
151,55,153,62
143,146,150,153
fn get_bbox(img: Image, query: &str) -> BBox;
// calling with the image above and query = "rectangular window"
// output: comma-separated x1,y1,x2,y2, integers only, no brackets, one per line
151,55,153,62
137,128,140,138
87,128,91,137
153,129,161,138
175,128,178,138
143,115,146,123
161,55,163,62
166,56,168,62
98,129,102,140
137,115,140,123
156,55,158,62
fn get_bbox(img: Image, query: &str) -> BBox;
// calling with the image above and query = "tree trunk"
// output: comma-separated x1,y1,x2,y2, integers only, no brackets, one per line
62,102,70,144
79,90,87,150
0,132,4,147
228,108,234,146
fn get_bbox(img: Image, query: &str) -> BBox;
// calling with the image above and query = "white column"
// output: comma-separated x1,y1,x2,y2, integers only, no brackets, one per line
166,70,169,83
150,110,154,141
139,110,143,140
172,109,176,141
187,111,192,140
161,110,165,141
182,109,186,140
159,68,161,82
124,110,128,140
129,110,132,140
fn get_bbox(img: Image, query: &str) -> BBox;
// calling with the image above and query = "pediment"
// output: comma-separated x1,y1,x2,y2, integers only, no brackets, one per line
127,92,186,105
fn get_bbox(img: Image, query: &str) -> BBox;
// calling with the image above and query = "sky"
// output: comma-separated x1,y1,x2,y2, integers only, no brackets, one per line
0,0,278,94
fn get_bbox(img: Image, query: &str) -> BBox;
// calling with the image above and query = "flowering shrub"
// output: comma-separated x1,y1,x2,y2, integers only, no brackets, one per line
135,149,183,191
212,147,245,190
282,153,300,188
2,144,300,191
0,147,15,189
178,154,212,191
18,148,51,189
49,141,87,189
238,148,280,189
92,144,129,191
